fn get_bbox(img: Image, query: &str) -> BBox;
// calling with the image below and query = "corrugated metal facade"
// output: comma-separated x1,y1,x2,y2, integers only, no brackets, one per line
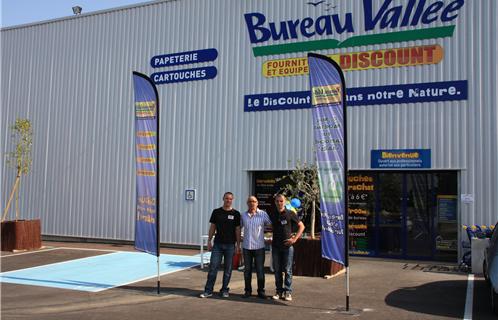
1,0,497,246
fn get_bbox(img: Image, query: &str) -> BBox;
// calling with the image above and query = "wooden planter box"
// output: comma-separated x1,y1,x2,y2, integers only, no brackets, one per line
293,238,343,277
1,219,42,251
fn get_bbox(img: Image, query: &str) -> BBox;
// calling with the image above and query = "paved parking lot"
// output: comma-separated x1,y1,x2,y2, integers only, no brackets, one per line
1,241,496,320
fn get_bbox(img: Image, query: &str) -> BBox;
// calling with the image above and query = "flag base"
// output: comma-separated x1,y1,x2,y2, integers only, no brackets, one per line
329,307,362,316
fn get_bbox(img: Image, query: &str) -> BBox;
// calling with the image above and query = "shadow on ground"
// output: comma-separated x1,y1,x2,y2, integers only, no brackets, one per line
385,280,466,318
472,278,496,320
117,285,287,305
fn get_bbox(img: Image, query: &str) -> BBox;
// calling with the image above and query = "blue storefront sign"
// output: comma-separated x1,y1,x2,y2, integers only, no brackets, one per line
151,66,217,85
371,149,431,169
244,91,311,112
151,48,218,68
244,80,467,112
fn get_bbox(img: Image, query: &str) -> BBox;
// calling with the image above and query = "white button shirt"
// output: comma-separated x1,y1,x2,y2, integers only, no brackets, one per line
241,209,272,250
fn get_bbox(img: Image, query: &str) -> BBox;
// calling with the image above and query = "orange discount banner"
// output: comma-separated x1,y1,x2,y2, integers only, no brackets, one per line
262,45,443,78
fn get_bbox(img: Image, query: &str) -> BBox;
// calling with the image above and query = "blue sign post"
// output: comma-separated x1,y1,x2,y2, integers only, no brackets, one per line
132,71,160,294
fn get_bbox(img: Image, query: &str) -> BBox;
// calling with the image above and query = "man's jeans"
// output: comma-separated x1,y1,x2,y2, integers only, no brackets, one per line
204,242,235,294
243,248,266,294
272,245,294,293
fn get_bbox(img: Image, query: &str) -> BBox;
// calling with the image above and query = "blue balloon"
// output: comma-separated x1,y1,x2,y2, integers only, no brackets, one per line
291,198,301,208
285,203,293,211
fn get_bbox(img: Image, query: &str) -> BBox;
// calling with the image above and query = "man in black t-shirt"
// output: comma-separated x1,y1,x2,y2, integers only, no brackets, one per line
200,192,241,298
269,194,305,302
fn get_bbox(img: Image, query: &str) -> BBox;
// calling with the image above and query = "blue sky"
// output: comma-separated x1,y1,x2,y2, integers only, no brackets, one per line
1,0,153,28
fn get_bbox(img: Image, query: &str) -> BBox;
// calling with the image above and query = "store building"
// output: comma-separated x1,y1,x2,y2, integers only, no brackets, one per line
1,0,497,262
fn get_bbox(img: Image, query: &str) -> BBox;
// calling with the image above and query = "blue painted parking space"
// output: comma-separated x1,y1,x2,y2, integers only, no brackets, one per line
0,251,210,292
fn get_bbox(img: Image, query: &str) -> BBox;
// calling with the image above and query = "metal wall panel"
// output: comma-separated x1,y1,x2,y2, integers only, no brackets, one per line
1,0,497,245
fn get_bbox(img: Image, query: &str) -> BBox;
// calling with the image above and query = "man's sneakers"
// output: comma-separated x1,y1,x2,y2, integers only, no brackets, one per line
200,291,229,298
199,292,212,298
272,292,283,300
200,290,289,300
272,292,292,301
271,292,292,301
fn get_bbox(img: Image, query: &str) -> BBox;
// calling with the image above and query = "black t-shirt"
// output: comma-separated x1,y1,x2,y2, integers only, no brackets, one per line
209,207,241,244
270,208,300,248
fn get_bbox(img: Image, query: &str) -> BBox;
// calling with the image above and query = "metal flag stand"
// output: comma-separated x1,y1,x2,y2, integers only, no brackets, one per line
156,73,161,295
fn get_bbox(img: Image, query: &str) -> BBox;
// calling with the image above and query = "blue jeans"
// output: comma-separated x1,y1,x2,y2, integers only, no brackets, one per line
272,245,294,293
243,248,266,294
204,242,235,294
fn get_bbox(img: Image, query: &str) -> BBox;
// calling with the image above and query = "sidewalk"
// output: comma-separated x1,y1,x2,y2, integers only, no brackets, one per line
1,241,495,320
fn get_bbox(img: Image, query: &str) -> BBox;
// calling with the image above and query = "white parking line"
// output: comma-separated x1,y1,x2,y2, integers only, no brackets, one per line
0,247,59,258
463,274,474,320
1,246,120,259
58,246,120,253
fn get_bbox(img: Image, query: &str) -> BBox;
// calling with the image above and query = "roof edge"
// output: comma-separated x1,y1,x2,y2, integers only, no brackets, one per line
1,0,174,31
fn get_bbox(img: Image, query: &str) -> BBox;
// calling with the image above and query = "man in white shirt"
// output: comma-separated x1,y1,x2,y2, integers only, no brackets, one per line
240,195,272,299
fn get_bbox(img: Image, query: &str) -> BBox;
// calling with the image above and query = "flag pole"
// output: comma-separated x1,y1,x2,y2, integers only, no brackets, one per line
339,55,350,312
343,86,349,312
157,256,160,294
155,76,161,295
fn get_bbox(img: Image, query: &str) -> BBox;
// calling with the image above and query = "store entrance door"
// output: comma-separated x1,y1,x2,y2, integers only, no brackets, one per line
405,173,433,258
377,172,434,259
377,173,403,257
375,172,457,260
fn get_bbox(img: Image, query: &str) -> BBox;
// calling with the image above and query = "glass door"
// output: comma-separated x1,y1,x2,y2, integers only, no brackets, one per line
405,173,433,258
432,172,458,261
377,173,403,256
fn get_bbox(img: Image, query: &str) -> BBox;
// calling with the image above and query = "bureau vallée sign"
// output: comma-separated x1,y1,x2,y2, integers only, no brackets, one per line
244,0,465,56
242,0,468,112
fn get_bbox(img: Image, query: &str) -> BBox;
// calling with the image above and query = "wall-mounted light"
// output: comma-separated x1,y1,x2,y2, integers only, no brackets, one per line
72,6,82,15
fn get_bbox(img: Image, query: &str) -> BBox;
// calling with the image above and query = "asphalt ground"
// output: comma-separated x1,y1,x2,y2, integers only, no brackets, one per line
1,241,496,320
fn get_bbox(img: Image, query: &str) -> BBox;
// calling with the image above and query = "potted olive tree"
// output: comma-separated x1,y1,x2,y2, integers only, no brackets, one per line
280,160,320,239
280,160,343,277
1,118,41,251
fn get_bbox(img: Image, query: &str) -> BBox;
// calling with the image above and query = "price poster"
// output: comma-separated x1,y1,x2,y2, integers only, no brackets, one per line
348,173,375,255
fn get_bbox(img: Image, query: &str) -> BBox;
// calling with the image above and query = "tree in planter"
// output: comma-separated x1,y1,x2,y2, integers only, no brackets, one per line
279,160,320,239
280,162,345,277
2,118,33,221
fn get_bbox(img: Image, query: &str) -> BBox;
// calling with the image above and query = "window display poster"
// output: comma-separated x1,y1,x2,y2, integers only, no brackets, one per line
438,195,457,222
348,174,375,256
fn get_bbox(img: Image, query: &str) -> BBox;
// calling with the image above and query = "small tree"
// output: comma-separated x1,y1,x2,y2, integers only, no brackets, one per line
2,118,33,221
279,161,320,239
